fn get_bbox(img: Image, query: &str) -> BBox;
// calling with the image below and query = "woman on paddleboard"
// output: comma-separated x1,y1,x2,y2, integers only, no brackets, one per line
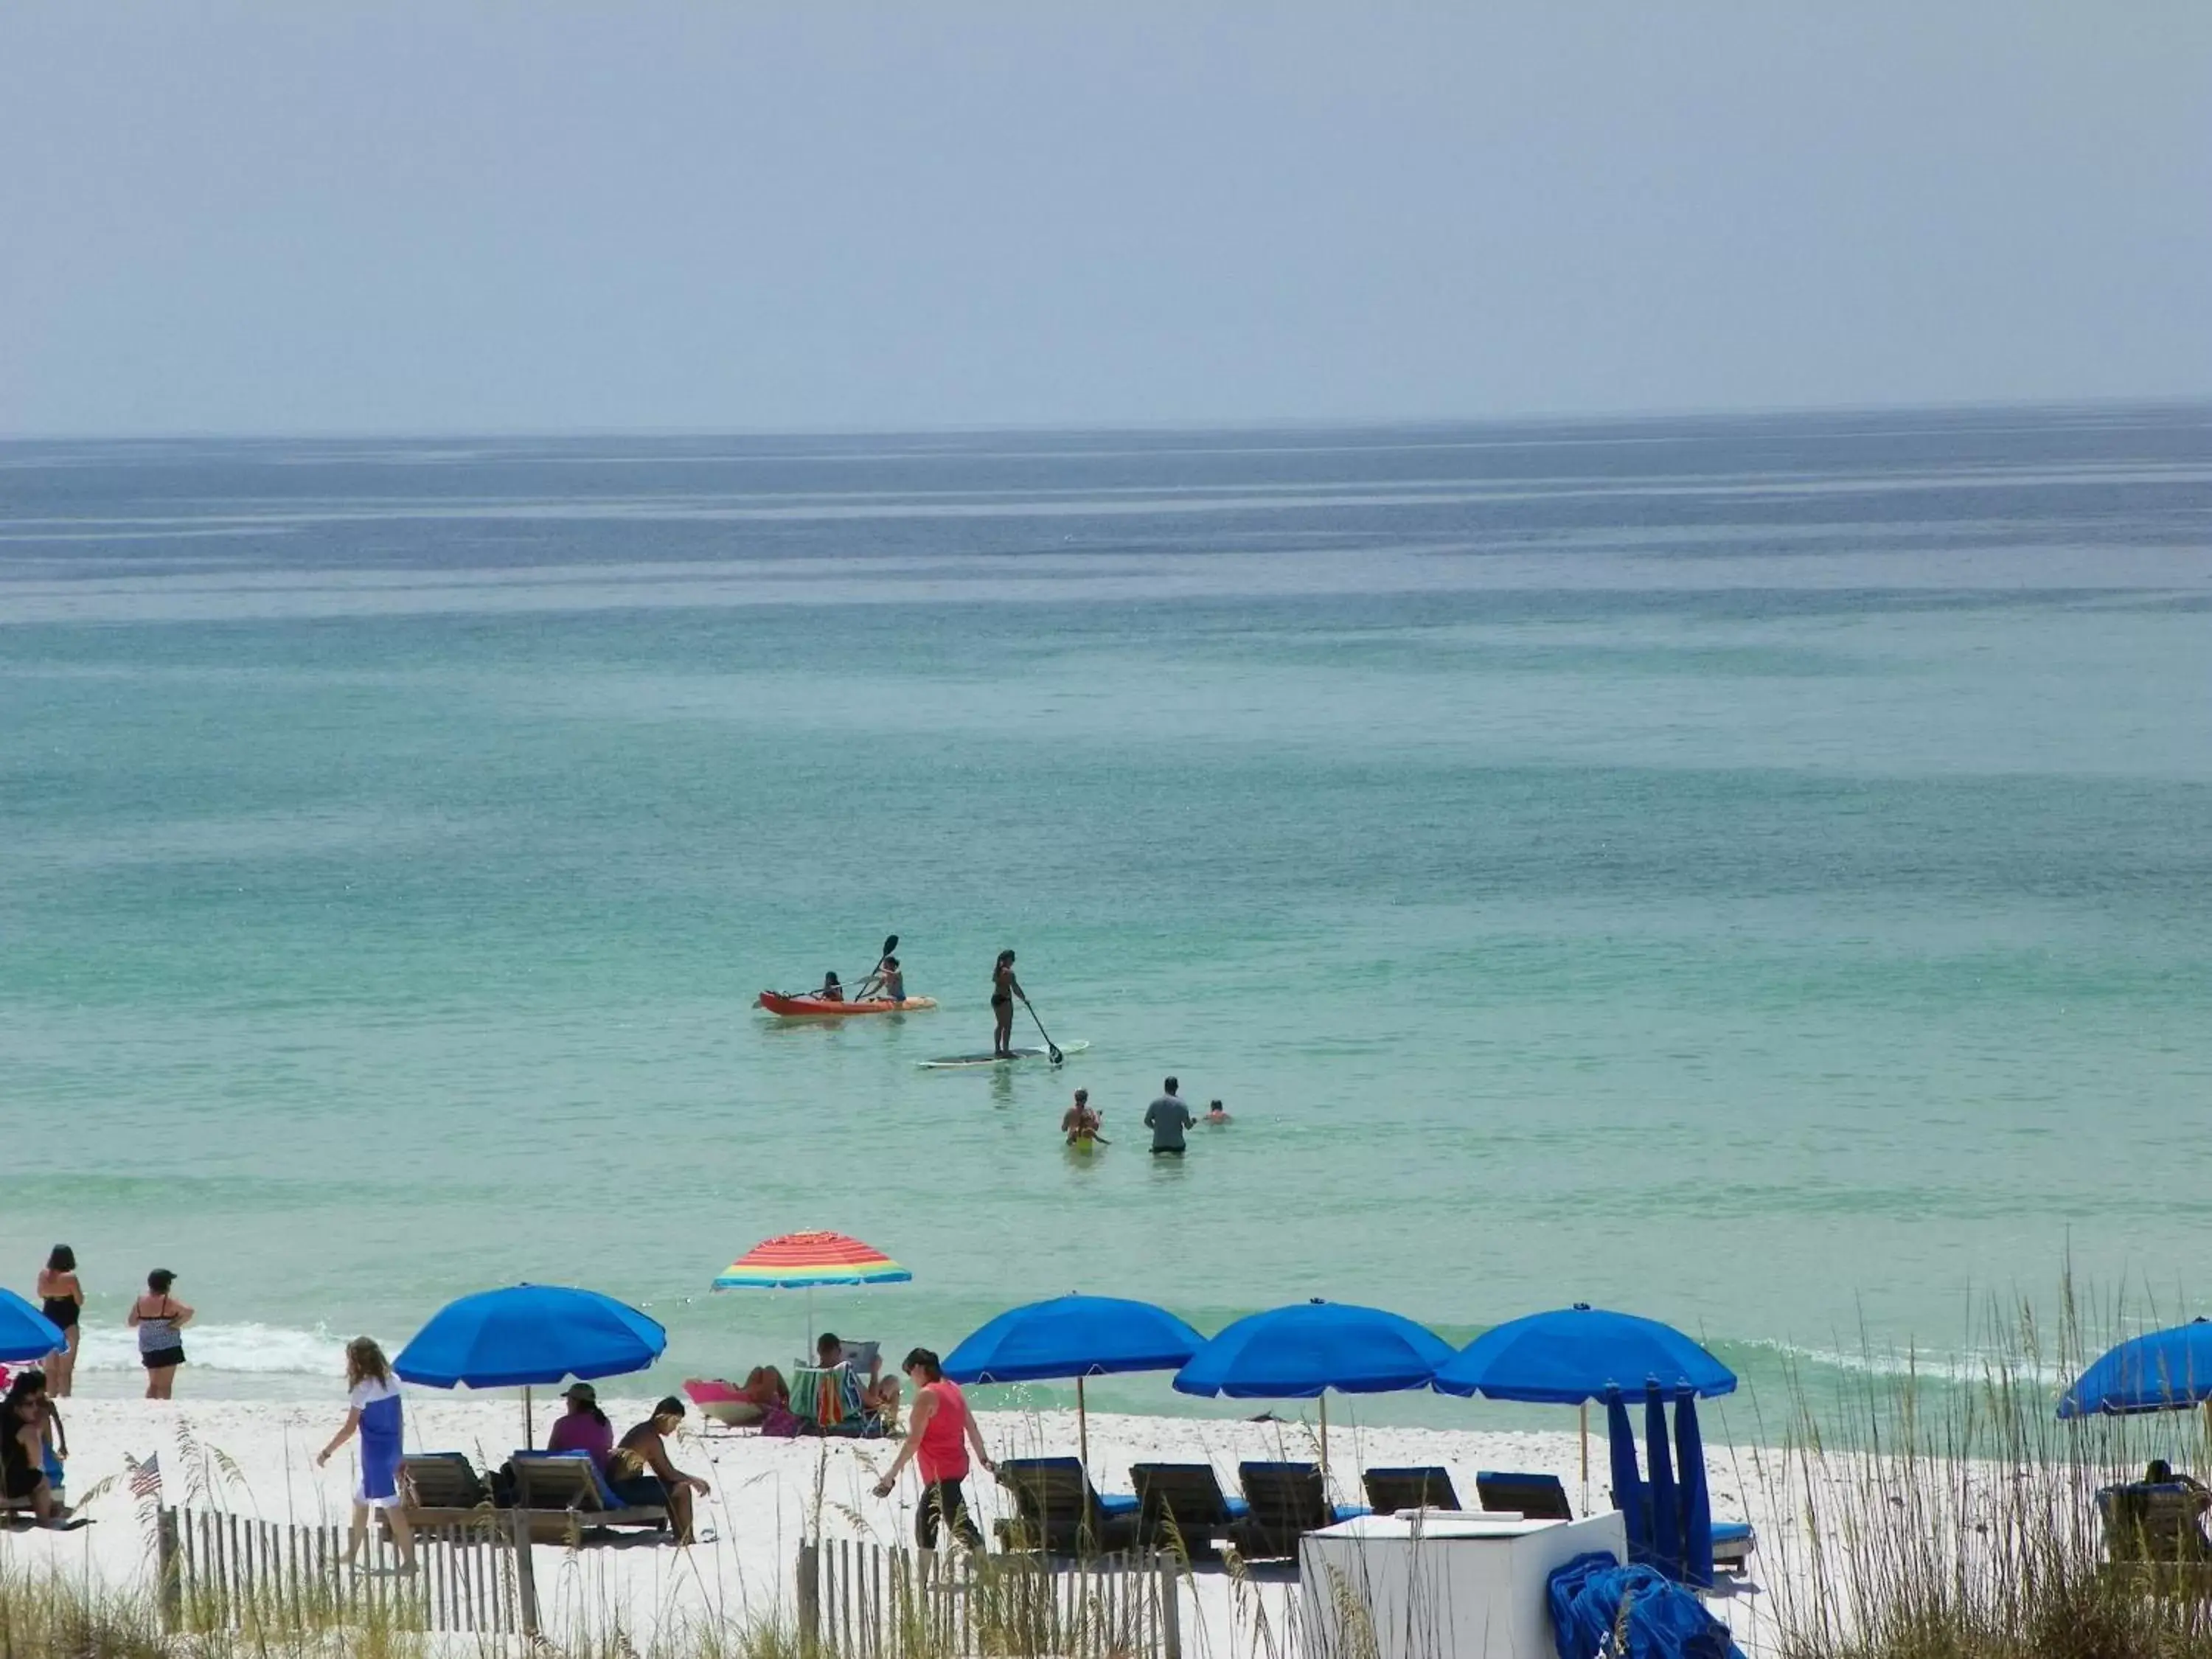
991,950,1021,1057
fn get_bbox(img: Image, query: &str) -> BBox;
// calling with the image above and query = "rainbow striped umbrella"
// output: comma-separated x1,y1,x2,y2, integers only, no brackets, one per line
712,1231,911,1354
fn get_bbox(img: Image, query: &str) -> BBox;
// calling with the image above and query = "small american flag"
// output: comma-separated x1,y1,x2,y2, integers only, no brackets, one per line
128,1454,162,1500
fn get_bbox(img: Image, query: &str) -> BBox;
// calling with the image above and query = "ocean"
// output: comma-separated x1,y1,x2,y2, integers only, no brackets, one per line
4,406,2210,1436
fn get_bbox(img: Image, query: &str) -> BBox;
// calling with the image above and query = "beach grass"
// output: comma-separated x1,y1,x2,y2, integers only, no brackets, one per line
1759,1279,2212,1659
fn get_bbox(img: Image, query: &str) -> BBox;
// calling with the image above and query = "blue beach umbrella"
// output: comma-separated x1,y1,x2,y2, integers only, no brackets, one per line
945,1293,1207,1472
395,1284,667,1446
0,1289,66,1365
2059,1319,2212,1419
1173,1299,1455,1472
1433,1304,1737,1404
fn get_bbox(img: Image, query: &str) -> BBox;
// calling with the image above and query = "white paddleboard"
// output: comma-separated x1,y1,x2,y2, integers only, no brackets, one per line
917,1041,1088,1070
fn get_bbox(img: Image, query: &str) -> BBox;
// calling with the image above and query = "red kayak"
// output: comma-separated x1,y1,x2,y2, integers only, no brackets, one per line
757,991,939,1018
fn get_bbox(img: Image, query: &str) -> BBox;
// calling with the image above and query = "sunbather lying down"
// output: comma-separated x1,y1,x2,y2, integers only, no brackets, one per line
818,1335,901,1426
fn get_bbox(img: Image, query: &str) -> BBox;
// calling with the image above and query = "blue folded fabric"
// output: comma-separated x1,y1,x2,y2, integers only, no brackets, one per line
1330,1504,1372,1523
1099,1493,1141,1517
1712,1522,1753,1544
1224,1496,1251,1518
1546,1551,1745,1659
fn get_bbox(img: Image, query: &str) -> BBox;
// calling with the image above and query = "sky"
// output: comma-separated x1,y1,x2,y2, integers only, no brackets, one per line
2,2,2208,436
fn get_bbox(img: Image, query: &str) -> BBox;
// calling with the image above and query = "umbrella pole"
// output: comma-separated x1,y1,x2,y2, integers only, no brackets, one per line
1077,1377,1089,1477
523,1385,534,1450
1579,1402,1590,1514
1319,1397,1329,1481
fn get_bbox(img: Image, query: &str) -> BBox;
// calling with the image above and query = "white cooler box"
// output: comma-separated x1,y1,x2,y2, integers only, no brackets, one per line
1299,1510,1629,1659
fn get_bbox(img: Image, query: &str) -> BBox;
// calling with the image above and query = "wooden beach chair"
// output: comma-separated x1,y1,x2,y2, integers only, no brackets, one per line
507,1451,668,1543
1362,1466,1463,1514
1129,1463,1249,1559
2099,1484,2212,1564
1475,1470,1572,1520
1233,1462,1367,1559
991,1457,1139,1558
394,1453,495,1526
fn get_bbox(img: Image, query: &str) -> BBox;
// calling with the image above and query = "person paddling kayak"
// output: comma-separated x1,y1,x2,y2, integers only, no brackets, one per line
991,950,1023,1058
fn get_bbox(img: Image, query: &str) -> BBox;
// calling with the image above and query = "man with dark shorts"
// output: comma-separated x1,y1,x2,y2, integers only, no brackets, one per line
1144,1077,1194,1157
873,1348,994,1556
606,1397,711,1544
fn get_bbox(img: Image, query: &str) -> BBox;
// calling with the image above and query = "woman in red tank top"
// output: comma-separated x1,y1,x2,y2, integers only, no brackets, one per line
873,1347,994,1551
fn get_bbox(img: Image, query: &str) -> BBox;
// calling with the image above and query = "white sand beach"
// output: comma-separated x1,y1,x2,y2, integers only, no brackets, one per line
4,1396,1800,1656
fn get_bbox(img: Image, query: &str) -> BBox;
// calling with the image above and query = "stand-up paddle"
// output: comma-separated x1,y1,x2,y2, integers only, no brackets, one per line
1020,993,1065,1066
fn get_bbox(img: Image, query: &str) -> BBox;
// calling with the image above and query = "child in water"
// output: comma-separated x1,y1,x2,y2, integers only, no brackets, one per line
1061,1090,1105,1146
1205,1099,1231,1125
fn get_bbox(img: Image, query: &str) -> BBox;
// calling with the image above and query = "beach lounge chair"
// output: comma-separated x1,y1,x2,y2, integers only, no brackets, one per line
2098,1483,2212,1565
395,1452,495,1525
1232,1462,1368,1559
1129,1463,1250,1559
507,1451,668,1542
1362,1466,1463,1514
1711,1521,1757,1574
1475,1470,1572,1520
789,1365,885,1436
683,1377,766,1430
991,1457,1140,1557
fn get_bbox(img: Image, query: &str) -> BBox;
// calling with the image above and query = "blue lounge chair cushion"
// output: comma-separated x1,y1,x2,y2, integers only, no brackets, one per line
1225,1496,1251,1518
1330,1504,1371,1523
1098,1493,1141,1517
1712,1521,1753,1546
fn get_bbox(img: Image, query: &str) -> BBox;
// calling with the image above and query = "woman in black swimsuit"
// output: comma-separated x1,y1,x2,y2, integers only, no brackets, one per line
991,950,1022,1058
35,1246,80,1398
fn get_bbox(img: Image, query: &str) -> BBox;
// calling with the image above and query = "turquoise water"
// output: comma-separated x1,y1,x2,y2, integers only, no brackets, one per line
4,408,2211,1431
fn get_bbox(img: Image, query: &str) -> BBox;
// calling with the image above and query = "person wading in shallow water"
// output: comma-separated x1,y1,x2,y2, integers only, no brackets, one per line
990,950,1023,1057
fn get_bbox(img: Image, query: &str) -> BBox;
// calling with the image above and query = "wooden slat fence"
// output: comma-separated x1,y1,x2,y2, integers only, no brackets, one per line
156,1505,538,1636
799,1540,1183,1659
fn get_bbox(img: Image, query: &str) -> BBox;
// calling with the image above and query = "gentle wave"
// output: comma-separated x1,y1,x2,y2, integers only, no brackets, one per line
74,1322,347,1377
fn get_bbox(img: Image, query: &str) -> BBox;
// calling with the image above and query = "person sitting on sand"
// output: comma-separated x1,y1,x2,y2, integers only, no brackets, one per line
1061,1089,1105,1145
1205,1099,1231,1125
817,1333,900,1423
1,1370,64,1527
607,1398,710,1545
546,1382,614,1470
819,972,845,1002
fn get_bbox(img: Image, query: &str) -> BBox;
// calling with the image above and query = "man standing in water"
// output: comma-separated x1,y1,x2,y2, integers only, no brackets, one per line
1144,1077,1194,1158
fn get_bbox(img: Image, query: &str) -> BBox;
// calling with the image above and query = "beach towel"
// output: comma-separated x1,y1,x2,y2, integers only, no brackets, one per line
1546,1552,1743,1659
351,1376,404,1504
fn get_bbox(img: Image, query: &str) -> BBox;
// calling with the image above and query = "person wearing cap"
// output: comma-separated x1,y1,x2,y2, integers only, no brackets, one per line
546,1381,613,1470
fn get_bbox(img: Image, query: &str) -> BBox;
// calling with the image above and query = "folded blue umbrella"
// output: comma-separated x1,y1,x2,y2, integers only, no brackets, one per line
1434,1304,1735,1403
1174,1300,1453,1398
2059,1319,2212,1418
0,1289,66,1365
1675,1391,1715,1588
945,1295,1205,1383
395,1284,666,1389
1645,1385,1681,1576
1606,1388,1647,1557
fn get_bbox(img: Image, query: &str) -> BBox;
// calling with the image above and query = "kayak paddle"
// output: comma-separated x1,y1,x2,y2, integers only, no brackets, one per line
1020,993,1065,1066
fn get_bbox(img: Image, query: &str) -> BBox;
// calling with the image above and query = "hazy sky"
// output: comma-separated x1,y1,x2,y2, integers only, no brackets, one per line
4,3,2208,435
